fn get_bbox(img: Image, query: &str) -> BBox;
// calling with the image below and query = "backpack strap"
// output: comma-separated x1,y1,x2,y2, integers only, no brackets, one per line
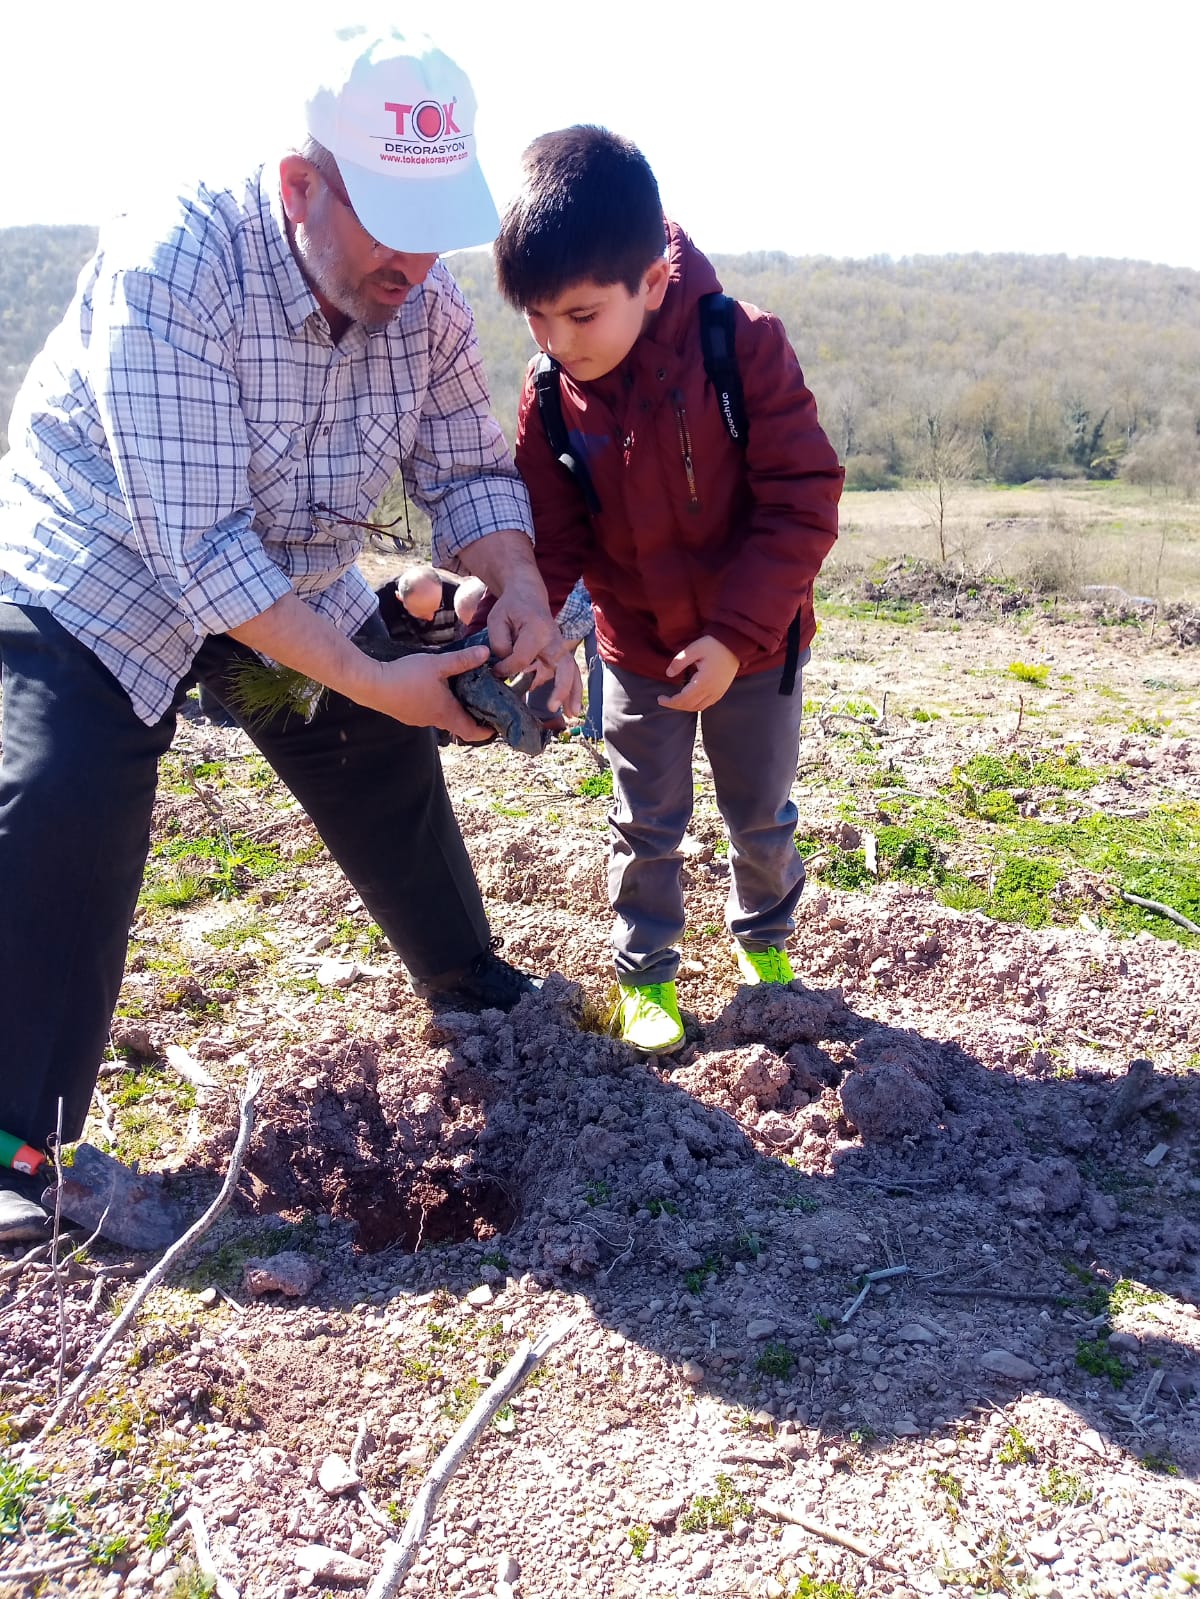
534,352,601,515
701,292,803,696
699,292,748,449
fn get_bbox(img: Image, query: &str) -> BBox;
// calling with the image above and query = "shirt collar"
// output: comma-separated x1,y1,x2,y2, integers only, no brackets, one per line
259,165,323,335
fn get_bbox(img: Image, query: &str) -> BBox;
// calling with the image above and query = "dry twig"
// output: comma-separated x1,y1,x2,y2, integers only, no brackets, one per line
0,1550,93,1582
28,1070,263,1448
366,1314,579,1599
758,1497,898,1569
1120,891,1200,937
185,1504,241,1599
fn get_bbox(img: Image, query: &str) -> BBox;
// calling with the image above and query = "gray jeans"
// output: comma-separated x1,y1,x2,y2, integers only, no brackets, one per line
603,658,808,985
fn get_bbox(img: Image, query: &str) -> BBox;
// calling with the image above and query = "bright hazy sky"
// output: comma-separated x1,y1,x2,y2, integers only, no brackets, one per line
2,0,1193,269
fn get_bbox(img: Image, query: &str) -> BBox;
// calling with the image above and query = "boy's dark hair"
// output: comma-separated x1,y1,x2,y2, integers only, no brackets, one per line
494,126,667,309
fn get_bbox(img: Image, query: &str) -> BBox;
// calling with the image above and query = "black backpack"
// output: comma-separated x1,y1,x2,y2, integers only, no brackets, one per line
532,291,801,694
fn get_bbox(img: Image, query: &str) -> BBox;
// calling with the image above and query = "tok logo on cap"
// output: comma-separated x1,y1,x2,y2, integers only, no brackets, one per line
386,100,462,141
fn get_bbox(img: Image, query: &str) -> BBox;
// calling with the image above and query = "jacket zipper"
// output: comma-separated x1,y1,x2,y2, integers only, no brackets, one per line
672,393,700,510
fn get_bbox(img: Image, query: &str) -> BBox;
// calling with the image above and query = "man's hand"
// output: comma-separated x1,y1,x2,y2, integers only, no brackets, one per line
456,528,569,688
227,592,494,738
658,635,740,713
359,646,495,741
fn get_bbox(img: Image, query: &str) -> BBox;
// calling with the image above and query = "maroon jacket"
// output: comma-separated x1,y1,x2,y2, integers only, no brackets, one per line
514,223,843,684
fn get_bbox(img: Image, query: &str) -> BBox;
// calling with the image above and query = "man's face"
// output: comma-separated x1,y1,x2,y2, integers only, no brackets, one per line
292,168,439,330
523,262,669,382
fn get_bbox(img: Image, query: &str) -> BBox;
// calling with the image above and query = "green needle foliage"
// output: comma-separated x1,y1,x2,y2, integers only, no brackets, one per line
221,656,323,729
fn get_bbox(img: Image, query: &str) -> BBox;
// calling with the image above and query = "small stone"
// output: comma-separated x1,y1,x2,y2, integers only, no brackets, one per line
832,1333,858,1353
895,1323,937,1343
747,1318,778,1340
315,957,359,987
801,1255,822,1270
645,1495,685,1527
1143,1142,1170,1167
1028,1534,1061,1563
294,1546,370,1581
978,1349,1039,1382
197,1287,218,1308
316,1455,361,1496
680,1359,705,1384
466,1284,494,1307
243,1251,323,1299
1107,1331,1140,1354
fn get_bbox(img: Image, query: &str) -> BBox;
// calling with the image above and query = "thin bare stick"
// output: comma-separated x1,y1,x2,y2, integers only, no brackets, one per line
28,1070,263,1448
841,1264,910,1323
51,1099,68,1402
758,1497,894,1566
1136,1368,1165,1419
924,1286,1062,1302
0,1551,93,1581
1120,891,1200,937
185,1504,241,1599
366,1314,579,1599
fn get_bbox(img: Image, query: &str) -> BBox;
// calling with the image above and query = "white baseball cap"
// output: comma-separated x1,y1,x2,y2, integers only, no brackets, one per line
303,25,500,253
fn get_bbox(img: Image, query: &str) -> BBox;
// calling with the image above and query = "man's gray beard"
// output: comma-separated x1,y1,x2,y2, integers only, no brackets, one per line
293,221,396,331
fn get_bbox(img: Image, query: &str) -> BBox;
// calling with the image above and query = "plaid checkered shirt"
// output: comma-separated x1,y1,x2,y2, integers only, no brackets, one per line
0,166,533,724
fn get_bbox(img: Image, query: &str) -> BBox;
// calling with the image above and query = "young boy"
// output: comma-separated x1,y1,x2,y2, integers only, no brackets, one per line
495,127,842,1053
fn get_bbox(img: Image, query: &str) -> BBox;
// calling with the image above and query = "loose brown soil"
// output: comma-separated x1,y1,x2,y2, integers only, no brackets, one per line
2,604,1198,1599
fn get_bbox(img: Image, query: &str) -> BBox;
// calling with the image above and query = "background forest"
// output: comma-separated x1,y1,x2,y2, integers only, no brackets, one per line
3,224,1200,496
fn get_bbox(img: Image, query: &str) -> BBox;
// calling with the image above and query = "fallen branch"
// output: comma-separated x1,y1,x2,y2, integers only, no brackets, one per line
0,1550,93,1581
924,1286,1063,1303
28,1070,262,1448
1120,891,1200,937
841,1265,910,1324
185,1504,241,1599
366,1313,579,1599
758,1497,897,1569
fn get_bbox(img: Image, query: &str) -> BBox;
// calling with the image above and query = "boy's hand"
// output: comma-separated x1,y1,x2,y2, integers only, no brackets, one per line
658,635,740,712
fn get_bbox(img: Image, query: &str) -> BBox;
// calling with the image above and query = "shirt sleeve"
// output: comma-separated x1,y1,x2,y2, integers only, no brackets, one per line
513,361,594,614
90,266,293,635
406,271,534,569
703,307,843,666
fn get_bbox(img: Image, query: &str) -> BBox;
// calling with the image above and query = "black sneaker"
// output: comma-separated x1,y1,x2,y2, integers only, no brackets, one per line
0,1169,51,1245
417,939,540,1013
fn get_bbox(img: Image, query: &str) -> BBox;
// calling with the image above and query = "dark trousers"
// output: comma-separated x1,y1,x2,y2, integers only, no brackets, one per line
603,659,808,985
0,603,491,1148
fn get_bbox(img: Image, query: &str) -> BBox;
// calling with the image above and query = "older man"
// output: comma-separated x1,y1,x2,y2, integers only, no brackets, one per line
0,26,573,1241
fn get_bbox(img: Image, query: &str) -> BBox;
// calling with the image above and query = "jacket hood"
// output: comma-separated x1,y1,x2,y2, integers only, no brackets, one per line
646,220,723,353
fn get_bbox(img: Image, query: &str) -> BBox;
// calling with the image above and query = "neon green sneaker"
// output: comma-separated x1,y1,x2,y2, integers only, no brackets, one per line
615,980,685,1053
734,944,796,986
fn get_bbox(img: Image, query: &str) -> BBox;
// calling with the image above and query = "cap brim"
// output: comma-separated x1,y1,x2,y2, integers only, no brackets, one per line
341,158,500,254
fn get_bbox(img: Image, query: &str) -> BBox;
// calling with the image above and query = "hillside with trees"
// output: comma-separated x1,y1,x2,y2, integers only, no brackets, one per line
3,224,1199,492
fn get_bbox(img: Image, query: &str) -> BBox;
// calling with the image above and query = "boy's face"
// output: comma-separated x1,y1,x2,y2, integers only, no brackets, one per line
523,259,669,382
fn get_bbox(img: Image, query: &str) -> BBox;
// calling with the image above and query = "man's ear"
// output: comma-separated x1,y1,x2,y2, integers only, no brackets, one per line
643,256,671,310
279,155,319,226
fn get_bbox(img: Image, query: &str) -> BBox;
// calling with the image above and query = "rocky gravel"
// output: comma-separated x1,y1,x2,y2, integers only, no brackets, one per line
1,605,1197,1599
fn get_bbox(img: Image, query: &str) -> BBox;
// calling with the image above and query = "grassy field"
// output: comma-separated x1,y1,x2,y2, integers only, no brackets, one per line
833,481,1200,602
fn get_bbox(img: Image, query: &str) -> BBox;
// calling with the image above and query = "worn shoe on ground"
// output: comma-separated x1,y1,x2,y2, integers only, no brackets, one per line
734,944,796,985
616,980,685,1054
419,940,540,1012
0,1186,50,1245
